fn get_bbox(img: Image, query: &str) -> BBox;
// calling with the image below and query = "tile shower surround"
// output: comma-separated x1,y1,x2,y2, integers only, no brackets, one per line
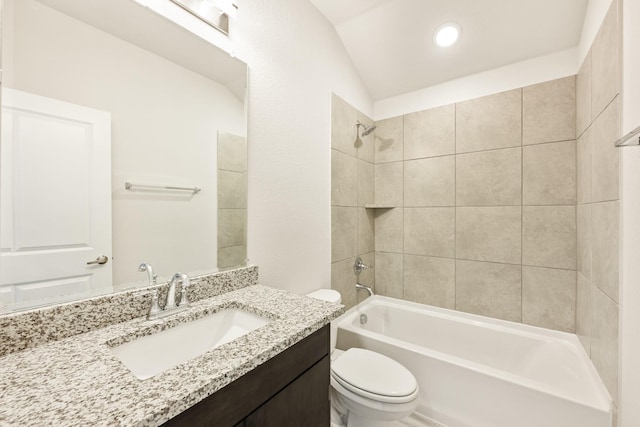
331,94,375,309
575,0,621,409
334,75,578,332
332,0,620,415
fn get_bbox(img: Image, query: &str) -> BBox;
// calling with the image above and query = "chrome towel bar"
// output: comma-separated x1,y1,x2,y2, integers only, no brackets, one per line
615,124,640,147
124,182,201,194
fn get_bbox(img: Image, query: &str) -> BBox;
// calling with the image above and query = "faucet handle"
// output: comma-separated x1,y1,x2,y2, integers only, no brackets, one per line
180,286,190,308
353,257,370,274
147,289,162,320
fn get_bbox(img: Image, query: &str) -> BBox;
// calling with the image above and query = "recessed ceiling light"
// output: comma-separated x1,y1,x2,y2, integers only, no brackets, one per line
434,23,461,47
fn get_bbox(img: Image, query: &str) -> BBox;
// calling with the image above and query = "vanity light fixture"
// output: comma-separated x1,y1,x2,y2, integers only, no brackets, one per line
434,22,461,47
170,0,238,35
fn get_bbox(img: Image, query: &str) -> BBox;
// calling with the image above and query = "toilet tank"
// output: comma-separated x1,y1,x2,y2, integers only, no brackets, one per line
306,289,341,352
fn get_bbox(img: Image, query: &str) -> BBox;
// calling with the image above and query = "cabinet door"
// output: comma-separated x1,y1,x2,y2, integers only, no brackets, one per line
245,355,330,427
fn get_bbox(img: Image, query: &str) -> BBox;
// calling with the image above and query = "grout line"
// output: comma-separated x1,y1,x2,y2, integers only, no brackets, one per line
401,113,406,300
520,87,524,323
454,102,458,309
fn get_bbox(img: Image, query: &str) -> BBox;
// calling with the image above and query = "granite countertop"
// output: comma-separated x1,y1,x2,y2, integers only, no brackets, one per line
0,285,344,426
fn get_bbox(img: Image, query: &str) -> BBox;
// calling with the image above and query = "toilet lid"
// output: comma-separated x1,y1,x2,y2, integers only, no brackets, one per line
331,348,418,401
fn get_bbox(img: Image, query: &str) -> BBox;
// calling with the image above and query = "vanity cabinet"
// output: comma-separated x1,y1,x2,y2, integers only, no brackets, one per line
163,325,330,427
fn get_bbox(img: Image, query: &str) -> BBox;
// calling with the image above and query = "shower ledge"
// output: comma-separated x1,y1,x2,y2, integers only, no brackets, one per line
364,204,396,209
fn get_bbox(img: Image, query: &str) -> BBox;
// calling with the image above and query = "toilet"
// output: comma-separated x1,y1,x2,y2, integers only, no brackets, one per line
306,289,419,427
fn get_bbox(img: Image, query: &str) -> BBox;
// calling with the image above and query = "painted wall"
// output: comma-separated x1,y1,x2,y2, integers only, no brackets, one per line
374,48,578,120
232,0,373,294
619,0,640,424
3,0,245,286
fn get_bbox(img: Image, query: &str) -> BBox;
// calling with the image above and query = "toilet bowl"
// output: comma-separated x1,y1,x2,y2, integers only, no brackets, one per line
306,289,419,427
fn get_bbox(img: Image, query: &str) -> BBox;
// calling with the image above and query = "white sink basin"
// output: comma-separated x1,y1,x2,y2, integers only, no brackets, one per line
109,308,271,379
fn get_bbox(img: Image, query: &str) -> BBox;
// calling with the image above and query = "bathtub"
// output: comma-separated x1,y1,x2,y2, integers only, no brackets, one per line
334,296,612,427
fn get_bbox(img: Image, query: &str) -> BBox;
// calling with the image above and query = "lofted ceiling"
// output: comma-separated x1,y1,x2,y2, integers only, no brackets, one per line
310,0,588,100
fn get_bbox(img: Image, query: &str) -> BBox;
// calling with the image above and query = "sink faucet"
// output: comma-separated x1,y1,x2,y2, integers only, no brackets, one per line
147,272,191,320
166,272,190,310
138,262,157,286
355,283,374,297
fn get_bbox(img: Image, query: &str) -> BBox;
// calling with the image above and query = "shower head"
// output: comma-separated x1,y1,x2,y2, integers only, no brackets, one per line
356,120,376,137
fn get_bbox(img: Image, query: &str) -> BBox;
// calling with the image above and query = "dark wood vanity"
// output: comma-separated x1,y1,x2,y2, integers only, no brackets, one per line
163,325,330,427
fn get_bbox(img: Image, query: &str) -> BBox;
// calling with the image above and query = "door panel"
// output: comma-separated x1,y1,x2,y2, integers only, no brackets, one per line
1,88,112,310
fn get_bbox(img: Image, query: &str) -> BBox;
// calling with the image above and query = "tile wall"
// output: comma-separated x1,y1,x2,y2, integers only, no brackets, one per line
373,75,577,332
331,94,375,309
575,0,621,410
217,132,248,268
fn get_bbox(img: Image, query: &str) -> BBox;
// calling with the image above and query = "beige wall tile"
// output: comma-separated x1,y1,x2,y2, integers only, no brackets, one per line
404,104,455,159
358,208,375,254
218,132,247,172
523,76,576,145
592,201,619,302
331,93,358,156
404,255,455,309
523,206,576,270
404,208,455,258
523,141,576,205
375,162,403,206
331,149,358,206
374,208,403,253
357,111,375,163
331,257,358,309
522,266,576,332
456,89,522,153
576,52,592,138
577,204,592,279
218,245,247,268
456,206,521,264
591,285,619,403
404,156,455,207
358,159,374,206
456,260,522,322
576,273,593,356
577,129,592,204
331,206,358,262
375,252,403,299
591,0,621,119
375,116,403,163
218,170,247,209
591,98,620,203
457,148,521,206
218,208,247,247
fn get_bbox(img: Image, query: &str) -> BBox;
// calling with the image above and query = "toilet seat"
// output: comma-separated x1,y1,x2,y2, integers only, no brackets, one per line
331,348,419,404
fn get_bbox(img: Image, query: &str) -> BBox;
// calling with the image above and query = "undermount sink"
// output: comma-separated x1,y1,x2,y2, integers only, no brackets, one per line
109,308,271,379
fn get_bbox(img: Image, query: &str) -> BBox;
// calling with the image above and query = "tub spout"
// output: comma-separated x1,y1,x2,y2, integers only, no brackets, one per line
355,283,374,297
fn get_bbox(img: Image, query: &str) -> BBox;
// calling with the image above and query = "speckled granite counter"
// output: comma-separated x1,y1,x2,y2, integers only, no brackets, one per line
0,285,344,426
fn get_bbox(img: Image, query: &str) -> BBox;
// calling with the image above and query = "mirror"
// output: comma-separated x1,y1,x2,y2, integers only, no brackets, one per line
0,0,248,312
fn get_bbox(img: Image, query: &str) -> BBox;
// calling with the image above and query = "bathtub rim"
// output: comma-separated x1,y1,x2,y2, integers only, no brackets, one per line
334,295,612,414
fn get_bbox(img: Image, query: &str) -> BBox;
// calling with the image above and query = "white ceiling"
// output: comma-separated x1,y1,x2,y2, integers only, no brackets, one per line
310,0,588,100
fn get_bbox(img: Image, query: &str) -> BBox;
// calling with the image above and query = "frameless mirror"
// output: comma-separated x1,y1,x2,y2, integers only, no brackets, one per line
0,0,248,312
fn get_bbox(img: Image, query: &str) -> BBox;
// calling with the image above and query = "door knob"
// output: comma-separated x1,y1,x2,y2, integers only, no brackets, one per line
87,255,109,265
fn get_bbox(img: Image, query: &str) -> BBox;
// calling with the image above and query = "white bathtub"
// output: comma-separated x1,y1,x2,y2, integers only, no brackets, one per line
334,296,612,427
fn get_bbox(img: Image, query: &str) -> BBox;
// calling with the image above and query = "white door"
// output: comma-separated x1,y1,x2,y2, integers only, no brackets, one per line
0,88,112,310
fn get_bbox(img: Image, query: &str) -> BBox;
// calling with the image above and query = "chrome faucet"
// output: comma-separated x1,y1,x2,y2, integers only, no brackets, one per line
138,262,157,286
165,272,190,310
353,257,370,274
147,272,191,320
355,283,374,297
